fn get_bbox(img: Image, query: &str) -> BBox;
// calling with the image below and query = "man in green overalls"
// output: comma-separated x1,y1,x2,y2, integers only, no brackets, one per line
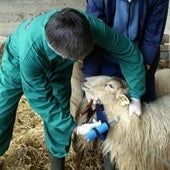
0,8,145,170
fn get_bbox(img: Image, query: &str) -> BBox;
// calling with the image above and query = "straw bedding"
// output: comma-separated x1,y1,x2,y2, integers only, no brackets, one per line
0,96,104,170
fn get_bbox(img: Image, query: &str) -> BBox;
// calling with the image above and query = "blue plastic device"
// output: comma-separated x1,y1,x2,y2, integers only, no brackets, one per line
86,119,117,142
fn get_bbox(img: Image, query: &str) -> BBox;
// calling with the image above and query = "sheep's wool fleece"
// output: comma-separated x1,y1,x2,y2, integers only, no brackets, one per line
82,75,170,170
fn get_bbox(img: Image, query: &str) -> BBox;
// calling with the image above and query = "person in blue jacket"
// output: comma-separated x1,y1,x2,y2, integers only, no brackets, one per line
83,0,169,169
0,8,146,170
83,0,169,103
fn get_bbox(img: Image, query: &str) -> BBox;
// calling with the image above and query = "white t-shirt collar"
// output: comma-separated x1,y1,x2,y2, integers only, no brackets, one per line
127,0,132,2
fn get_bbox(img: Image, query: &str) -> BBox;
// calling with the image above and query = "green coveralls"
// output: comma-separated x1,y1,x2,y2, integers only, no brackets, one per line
0,9,145,158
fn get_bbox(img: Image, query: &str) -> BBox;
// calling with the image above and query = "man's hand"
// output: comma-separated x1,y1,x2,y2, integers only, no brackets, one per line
76,120,101,135
129,98,142,116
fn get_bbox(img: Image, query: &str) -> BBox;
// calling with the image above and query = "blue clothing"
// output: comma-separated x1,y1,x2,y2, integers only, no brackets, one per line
84,0,169,102
114,0,139,43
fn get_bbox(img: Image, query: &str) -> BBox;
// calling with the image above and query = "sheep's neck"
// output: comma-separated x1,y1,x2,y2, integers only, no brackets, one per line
101,98,129,120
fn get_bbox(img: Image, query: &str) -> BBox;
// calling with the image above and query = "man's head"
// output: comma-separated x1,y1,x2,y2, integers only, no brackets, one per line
45,8,94,60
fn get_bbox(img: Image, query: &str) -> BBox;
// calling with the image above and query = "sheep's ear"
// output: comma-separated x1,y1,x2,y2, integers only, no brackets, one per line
118,94,130,106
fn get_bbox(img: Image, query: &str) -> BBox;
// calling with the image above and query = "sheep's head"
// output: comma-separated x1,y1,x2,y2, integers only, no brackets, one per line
82,75,133,129
82,76,130,106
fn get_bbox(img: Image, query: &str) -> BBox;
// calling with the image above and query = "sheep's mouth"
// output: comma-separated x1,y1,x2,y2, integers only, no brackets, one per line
82,79,91,90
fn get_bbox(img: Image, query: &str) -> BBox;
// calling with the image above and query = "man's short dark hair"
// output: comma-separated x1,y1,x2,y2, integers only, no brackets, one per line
45,8,94,60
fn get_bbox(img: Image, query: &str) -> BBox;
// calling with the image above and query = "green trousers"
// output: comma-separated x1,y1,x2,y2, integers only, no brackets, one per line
0,68,23,156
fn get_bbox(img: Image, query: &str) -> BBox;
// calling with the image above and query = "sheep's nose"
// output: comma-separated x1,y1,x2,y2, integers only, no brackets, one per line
83,78,88,83
82,82,90,89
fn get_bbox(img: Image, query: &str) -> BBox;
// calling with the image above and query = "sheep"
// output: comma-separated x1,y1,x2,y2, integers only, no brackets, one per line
72,73,170,170
155,68,170,98
83,76,170,170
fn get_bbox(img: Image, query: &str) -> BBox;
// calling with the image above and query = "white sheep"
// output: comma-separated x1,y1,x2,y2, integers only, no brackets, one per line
80,75,170,170
155,68,170,98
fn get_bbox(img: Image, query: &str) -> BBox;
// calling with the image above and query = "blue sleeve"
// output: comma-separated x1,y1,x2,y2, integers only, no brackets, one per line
86,0,108,23
140,0,169,65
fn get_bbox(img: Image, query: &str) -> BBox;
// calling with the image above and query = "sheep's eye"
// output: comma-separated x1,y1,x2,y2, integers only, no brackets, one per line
108,84,114,89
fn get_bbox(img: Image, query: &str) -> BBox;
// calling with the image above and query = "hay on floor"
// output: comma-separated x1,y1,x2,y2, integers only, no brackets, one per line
0,96,104,170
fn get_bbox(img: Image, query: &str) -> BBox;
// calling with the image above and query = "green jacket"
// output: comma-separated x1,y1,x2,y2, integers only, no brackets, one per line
2,9,145,157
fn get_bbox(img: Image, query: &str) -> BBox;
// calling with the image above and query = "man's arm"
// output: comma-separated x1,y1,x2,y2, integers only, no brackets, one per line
85,13,146,99
20,52,77,157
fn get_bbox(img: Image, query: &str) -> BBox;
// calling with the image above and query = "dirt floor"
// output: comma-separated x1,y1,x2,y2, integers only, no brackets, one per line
0,0,170,36
0,0,85,36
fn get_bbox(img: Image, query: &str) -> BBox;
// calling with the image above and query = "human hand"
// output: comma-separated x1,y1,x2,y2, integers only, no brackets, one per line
129,98,142,116
76,120,102,135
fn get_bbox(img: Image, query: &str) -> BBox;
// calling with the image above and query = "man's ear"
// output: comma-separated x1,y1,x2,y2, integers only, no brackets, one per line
117,94,130,106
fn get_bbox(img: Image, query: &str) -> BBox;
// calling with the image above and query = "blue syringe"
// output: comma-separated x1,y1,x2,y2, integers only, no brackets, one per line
86,118,119,142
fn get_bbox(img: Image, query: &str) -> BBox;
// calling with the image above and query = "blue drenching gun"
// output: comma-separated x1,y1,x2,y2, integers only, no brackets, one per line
86,119,118,142
86,103,118,142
